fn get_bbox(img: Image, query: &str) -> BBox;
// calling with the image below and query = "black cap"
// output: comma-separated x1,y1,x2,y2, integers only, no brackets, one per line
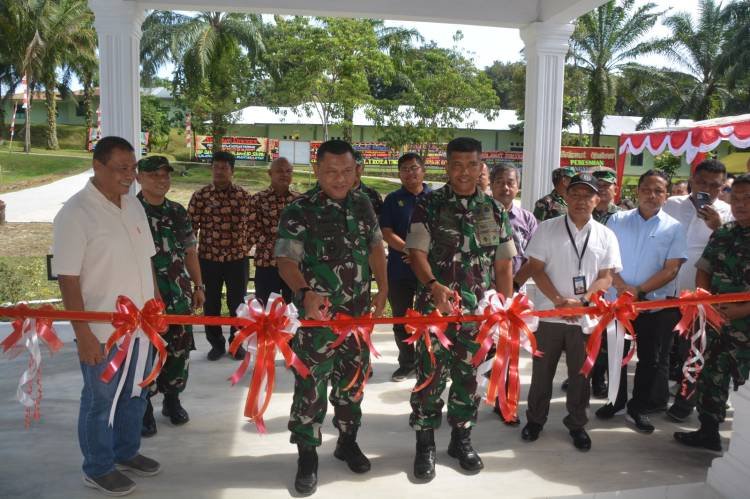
567,173,599,193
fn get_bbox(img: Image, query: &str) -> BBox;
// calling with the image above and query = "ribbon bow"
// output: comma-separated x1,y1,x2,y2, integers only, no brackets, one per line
1,305,62,427
404,309,453,392
674,288,725,397
331,312,379,400
101,296,168,388
581,292,638,377
472,291,540,422
228,294,310,433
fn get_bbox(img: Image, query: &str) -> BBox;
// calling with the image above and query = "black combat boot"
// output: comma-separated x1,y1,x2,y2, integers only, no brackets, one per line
162,393,190,426
333,428,371,473
447,426,484,472
674,414,722,452
413,429,436,481
294,443,318,495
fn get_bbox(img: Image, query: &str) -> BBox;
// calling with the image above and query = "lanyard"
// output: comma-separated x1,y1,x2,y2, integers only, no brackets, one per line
564,217,591,274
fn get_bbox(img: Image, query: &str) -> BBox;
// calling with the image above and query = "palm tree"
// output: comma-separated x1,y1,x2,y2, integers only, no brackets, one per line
141,11,265,152
570,0,662,145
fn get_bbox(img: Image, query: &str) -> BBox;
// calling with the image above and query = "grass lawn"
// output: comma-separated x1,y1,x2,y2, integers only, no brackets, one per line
0,223,60,304
0,150,90,193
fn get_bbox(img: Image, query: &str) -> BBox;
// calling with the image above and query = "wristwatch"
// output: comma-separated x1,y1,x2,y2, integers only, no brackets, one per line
295,287,312,302
194,284,205,292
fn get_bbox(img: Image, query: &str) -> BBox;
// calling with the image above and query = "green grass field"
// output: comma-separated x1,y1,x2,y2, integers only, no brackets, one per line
0,150,91,193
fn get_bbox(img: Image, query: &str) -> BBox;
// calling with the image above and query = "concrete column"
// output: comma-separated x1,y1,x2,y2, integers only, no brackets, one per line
519,22,574,210
89,0,145,157
706,384,750,498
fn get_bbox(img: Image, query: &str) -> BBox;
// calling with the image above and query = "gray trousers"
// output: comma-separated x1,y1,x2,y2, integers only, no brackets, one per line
526,321,590,430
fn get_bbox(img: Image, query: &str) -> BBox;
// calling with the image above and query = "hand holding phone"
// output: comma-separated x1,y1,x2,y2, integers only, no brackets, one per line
693,191,711,211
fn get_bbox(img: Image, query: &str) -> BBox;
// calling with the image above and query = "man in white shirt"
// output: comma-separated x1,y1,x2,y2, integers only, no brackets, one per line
53,137,161,496
663,159,733,422
518,173,622,451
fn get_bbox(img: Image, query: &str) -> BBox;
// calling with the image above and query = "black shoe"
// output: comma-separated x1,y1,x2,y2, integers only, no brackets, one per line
592,382,608,399
561,378,569,391
595,403,625,420
162,393,190,426
521,422,542,442
333,429,371,473
391,365,415,382
626,410,655,434
231,345,247,361
207,347,225,361
295,443,318,495
569,428,591,451
674,429,722,452
642,403,668,415
447,426,483,472
414,429,436,481
493,402,520,425
141,398,157,438
667,403,693,422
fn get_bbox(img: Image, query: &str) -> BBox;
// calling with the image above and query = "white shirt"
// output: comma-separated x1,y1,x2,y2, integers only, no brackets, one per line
663,195,733,293
52,179,156,342
526,215,622,324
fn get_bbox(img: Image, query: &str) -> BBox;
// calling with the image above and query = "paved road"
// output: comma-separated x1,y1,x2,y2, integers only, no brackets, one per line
0,169,92,222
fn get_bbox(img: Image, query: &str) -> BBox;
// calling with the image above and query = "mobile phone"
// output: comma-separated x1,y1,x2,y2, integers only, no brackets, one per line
694,192,711,210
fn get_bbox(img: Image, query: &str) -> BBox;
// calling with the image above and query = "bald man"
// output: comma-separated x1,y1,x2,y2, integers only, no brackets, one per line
248,157,300,305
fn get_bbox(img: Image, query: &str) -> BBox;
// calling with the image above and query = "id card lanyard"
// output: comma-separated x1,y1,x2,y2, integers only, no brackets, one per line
565,217,591,294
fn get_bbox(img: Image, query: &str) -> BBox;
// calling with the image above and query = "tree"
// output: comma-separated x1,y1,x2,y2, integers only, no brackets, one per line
140,96,171,152
570,0,662,145
141,11,265,152
483,61,525,110
264,16,392,142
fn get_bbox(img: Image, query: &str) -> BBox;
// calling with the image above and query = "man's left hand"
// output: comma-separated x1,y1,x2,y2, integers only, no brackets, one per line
371,290,388,318
699,205,722,231
192,288,205,310
717,302,750,321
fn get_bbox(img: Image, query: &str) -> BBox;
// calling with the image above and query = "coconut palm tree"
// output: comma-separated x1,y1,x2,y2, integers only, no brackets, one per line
570,0,662,145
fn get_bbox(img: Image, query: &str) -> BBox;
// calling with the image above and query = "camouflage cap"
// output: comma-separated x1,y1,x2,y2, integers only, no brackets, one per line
592,168,617,184
559,167,577,177
568,172,599,193
137,155,174,173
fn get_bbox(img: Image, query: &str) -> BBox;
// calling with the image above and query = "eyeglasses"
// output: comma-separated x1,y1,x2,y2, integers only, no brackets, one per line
722,186,732,193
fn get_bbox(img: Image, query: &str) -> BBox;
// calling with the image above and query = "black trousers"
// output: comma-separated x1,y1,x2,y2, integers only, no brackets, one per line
199,257,249,351
254,265,292,306
387,277,417,368
627,308,680,414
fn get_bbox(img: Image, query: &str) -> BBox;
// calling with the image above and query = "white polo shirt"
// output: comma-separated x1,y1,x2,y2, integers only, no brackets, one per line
52,179,156,342
525,215,622,324
663,195,733,293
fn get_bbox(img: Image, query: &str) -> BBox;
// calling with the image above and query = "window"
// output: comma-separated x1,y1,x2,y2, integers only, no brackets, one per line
630,152,643,166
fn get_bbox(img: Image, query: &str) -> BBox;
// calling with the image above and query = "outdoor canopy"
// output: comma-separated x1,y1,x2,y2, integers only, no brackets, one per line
616,113,750,187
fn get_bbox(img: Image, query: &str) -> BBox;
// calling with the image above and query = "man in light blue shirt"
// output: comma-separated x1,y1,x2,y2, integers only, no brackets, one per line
595,169,687,434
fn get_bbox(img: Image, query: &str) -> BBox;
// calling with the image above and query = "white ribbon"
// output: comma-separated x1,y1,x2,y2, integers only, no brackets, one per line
108,329,149,426
10,318,42,408
682,305,708,385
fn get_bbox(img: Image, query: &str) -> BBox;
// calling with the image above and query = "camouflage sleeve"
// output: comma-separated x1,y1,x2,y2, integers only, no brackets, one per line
533,199,547,221
174,203,196,249
494,209,516,260
362,197,383,248
273,202,305,262
696,229,723,273
404,196,430,252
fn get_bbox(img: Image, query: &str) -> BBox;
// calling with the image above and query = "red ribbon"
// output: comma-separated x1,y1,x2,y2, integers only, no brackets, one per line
404,309,453,392
331,312,379,400
581,292,638,377
101,297,168,388
674,289,725,397
472,294,540,422
1,305,62,357
228,297,310,433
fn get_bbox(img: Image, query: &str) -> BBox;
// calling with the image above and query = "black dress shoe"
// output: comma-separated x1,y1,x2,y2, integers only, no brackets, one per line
207,347,225,361
493,402,520,425
162,394,190,426
595,403,625,420
642,403,667,414
569,429,591,451
626,410,655,434
674,429,722,452
667,403,693,422
561,378,569,391
391,365,415,382
592,382,608,399
231,345,247,361
521,422,542,442
141,399,157,437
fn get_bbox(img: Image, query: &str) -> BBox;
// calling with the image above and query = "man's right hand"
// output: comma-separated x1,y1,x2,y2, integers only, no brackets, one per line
303,290,330,320
430,281,455,315
76,330,104,366
554,297,582,323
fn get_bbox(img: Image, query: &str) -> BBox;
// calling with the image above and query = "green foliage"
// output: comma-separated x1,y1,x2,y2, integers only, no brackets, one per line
483,61,525,110
653,152,682,180
0,260,24,304
0,257,60,304
141,96,172,152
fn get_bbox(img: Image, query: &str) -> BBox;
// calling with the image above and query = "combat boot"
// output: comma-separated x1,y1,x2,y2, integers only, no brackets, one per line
413,429,436,481
162,393,190,426
674,414,722,452
294,443,318,495
333,428,371,473
447,426,484,472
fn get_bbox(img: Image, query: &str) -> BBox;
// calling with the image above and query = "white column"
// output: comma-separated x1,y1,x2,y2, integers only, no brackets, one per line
706,384,750,498
519,22,574,210
89,0,145,157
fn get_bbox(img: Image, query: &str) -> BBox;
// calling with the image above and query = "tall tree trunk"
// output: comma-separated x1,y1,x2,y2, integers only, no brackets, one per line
24,83,32,153
45,85,59,150
343,104,354,143
211,112,225,153
82,76,94,150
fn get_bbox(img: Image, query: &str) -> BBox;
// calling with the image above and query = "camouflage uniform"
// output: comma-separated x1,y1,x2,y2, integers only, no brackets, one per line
405,184,516,430
694,221,750,424
274,188,383,446
593,203,620,225
355,181,384,216
533,190,568,222
138,193,197,396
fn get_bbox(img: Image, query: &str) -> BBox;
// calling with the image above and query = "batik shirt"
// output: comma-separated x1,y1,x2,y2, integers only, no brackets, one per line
187,183,251,262
248,187,300,267
138,193,195,314
405,184,516,313
533,190,568,221
274,188,383,316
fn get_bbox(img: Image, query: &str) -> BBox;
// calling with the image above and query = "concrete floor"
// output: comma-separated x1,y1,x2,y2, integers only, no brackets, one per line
0,325,729,498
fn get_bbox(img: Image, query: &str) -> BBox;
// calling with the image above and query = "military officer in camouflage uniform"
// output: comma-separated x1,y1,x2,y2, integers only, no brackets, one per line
353,150,384,215
592,169,621,225
405,137,516,481
275,140,388,495
136,156,205,436
533,166,576,221
675,173,750,452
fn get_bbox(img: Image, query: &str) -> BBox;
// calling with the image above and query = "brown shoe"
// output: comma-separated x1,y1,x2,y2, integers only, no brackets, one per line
116,454,161,477
83,470,135,496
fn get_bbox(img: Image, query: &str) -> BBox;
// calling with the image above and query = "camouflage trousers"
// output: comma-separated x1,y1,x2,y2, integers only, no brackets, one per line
410,323,480,430
289,327,371,446
696,328,750,424
147,324,195,396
